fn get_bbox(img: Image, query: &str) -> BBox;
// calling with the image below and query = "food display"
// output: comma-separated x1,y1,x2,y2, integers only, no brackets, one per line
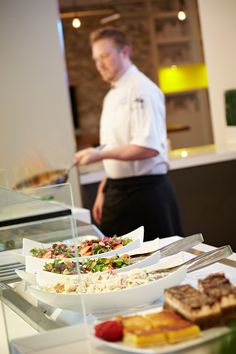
29,263,185,313
30,243,75,259
93,273,236,350
95,309,200,347
198,273,236,320
164,273,236,329
43,254,131,274
164,284,221,329
43,268,168,294
7,182,235,353
14,170,68,189
198,273,231,290
77,236,132,256
30,236,132,259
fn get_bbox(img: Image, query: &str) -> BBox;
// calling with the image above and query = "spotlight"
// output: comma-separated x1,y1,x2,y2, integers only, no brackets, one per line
178,0,187,21
72,17,81,28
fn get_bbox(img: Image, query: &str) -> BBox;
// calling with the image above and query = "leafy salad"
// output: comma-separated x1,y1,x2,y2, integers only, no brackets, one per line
30,236,132,259
43,254,131,274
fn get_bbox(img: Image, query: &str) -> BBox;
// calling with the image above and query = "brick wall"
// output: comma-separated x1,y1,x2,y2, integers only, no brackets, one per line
61,2,154,148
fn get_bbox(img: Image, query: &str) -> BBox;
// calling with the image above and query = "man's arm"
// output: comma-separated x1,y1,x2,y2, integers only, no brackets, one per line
75,144,158,166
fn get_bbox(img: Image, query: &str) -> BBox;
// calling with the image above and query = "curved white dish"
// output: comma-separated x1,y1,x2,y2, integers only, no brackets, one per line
21,226,144,273
127,237,160,256
30,248,161,281
116,249,160,273
28,265,186,314
35,252,184,287
25,255,78,274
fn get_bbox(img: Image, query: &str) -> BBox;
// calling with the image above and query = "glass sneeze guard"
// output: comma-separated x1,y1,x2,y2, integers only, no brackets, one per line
0,184,91,354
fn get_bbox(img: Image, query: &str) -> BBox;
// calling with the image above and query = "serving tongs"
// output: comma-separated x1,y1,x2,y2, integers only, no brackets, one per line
129,233,204,264
63,161,77,183
150,245,233,275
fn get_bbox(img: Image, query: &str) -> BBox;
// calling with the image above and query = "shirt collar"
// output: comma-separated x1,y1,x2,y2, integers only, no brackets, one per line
112,65,138,88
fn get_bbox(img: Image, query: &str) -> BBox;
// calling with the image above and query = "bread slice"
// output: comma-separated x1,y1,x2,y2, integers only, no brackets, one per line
164,284,222,329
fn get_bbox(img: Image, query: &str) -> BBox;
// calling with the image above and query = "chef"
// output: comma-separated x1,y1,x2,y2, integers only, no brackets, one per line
75,27,182,241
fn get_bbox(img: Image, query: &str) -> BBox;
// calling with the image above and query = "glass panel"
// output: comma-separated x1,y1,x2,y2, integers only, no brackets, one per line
0,184,93,353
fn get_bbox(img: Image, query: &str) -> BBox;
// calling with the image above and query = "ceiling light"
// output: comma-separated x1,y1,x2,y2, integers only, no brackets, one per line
178,10,186,21
72,17,81,28
177,0,187,21
181,150,188,158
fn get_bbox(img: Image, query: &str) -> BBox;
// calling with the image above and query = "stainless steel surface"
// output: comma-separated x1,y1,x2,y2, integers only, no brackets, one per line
0,284,62,332
0,262,25,283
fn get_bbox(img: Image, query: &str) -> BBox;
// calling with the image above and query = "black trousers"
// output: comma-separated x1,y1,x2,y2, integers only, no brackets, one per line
100,174,183,241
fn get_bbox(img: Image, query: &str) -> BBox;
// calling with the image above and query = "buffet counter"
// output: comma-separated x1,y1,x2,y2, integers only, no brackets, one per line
3,239,236,354
79,145,236,251
79,144,236,185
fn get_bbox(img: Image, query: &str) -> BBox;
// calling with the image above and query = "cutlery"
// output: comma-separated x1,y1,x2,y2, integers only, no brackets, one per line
129,233,204,263
151,245,233,275
159,233,204,258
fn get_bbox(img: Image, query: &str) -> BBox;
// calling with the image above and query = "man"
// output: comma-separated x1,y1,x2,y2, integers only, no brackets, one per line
75,27,182,240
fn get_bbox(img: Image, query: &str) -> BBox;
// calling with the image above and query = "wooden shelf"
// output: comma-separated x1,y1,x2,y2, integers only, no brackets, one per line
147,0,212,149
156,35,193,45
153,11,178,20
167,124,191,133
159,61,201,68
165,88,205,97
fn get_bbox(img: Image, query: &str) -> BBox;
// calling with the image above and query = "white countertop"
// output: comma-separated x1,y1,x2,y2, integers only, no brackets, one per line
79,145,236,185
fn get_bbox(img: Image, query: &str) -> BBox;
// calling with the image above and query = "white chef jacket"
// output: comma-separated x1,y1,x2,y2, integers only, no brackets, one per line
100,65,168,179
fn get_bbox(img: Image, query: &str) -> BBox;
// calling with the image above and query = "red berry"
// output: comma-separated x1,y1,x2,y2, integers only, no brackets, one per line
95,320,123,342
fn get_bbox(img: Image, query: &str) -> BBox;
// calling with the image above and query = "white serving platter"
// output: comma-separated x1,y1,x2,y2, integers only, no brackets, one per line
15,226,144,273
28,263,186,314
126,237,160,256
34,252,183,286
93,318,230,354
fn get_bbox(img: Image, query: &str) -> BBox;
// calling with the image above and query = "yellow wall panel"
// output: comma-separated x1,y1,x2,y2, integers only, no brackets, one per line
158,64,208,93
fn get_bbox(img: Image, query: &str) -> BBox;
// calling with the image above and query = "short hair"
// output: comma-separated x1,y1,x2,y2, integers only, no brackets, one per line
90,27,131,50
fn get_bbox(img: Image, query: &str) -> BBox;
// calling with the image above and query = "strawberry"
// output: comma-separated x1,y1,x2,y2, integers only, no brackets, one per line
95,320,123,342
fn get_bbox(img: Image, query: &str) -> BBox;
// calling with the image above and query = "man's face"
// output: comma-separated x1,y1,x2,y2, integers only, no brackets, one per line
92,38,128,84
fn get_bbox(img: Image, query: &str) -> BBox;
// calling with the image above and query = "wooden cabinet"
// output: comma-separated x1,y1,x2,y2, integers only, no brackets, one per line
146,0,213,149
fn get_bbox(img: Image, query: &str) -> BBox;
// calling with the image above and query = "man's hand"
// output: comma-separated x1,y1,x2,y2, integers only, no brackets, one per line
75,148,101,166
92,177,107,225
92,190,104,225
